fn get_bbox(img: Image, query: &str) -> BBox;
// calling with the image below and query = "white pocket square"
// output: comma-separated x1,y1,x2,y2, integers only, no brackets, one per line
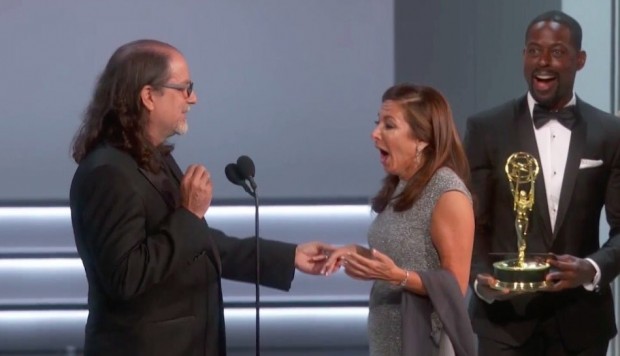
579,159,603,169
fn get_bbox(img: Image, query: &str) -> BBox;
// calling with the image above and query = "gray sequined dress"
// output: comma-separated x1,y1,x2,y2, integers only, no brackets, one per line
367,167,471,356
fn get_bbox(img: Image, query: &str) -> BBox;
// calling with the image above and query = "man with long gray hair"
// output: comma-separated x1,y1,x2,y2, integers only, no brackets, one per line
69,39,332,356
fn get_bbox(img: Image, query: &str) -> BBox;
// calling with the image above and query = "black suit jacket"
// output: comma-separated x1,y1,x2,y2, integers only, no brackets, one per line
69,144,297,356
464,96,620,351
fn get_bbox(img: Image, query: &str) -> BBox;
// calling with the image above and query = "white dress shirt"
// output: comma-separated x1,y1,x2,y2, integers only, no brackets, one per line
527,93,600,291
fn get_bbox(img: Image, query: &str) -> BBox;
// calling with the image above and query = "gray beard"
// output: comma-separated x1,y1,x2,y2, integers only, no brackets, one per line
174,121,188,136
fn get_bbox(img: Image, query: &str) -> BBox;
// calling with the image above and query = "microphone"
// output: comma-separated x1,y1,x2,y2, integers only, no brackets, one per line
224,157,261,355
236,155,257,190
225,163,255,197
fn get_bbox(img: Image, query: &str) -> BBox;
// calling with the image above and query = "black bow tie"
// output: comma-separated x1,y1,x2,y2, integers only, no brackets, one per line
532,104,577,130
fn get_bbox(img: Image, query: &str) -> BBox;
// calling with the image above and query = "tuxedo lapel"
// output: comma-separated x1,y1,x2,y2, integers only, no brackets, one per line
514,98,553,247
553,101,587,239
163,154,184,184
138,167,178,209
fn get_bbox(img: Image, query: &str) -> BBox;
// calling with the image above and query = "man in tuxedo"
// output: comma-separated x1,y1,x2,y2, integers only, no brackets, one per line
465,11,620,355
69,39,333,356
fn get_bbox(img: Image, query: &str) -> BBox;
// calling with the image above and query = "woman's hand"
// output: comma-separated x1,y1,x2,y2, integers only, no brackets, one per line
341,248,403,284
320,245,370,275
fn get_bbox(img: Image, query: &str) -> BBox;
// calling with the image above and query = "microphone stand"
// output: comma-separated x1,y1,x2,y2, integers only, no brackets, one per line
226,159,260,355
252,187,260,356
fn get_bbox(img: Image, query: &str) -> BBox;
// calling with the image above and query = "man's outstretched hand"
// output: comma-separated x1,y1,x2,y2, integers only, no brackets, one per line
295,242,336,275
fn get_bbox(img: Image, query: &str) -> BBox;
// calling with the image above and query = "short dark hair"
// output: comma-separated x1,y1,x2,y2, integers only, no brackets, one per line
525,10,582,50
72,39,178,171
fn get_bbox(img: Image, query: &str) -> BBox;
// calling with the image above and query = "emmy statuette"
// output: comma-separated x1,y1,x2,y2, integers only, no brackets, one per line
492,152,551,292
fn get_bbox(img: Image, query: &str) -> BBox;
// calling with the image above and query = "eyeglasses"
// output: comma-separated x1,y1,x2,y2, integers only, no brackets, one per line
161,81,194,97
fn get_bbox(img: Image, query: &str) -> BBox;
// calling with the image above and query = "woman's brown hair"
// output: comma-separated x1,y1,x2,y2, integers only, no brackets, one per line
371,84,470,213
